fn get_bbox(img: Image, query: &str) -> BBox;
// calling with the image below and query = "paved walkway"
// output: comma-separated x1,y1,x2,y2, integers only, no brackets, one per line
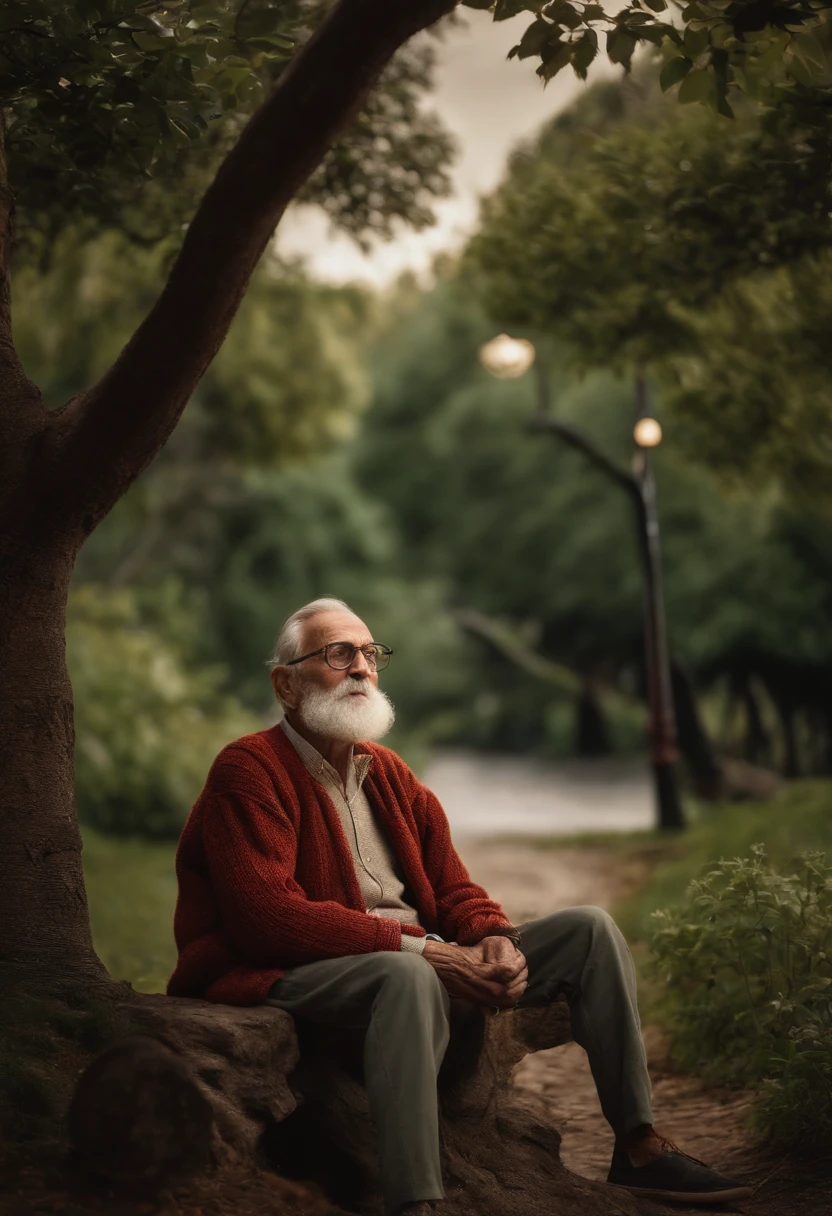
422,749,656,839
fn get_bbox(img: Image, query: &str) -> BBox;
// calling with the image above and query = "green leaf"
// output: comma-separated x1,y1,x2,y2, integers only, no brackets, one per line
571,27,598,77
536,38,573,79
677,65,714,102
643,0,668,11
683,25,710,57
660,55,693,89
606,25,637,66
131,31,173,51
510,18,554,59
544,0,584,29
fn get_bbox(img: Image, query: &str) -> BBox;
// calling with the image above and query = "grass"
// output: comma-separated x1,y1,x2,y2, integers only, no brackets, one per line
613,780,832,942
82,825,178,994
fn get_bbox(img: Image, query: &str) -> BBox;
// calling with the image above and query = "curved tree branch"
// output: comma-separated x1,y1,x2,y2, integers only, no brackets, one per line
527,414,639,501
454,605,640,716
42,0,456,538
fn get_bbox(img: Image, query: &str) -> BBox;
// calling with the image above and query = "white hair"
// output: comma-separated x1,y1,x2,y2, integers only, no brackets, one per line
265,597,356,670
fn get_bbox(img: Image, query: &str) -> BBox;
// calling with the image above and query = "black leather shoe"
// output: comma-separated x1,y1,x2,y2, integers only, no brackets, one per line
607,1142,754,1205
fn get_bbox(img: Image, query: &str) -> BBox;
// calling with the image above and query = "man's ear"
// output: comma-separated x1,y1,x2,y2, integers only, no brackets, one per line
272,665,297,710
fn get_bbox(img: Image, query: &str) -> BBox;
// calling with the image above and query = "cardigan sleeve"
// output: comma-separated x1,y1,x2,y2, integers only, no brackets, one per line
202,783,403,967
416,781,514,946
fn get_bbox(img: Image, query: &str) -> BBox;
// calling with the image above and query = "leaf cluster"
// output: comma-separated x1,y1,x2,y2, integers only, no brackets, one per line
465,74,832,493
298,40,456,245
2,0,456,254
2,0,293,242
467,91,832,364
463,0,832,118
648,844,832,1146
68,582,259,839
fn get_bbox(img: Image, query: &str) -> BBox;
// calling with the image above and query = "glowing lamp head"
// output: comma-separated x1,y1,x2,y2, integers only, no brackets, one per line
478,334,536,380
634,417,663,448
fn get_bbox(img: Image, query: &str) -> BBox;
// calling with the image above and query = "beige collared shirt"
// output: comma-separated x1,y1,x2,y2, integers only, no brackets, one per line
280,718,426,955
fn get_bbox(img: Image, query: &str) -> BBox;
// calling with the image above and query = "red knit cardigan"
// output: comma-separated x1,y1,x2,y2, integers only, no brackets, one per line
166,725,513,1006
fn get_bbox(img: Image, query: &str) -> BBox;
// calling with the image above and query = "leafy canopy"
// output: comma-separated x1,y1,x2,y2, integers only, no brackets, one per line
464,75,832,493
1,0,455,252
463,0,832,119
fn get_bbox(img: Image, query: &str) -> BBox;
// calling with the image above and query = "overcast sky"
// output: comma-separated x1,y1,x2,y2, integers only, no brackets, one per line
275,11,615,286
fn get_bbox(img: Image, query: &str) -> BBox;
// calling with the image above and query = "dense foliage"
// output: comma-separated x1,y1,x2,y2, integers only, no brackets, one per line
648,845,832,1148
464,0,832,119
1,0,455,256
465,75,832,494
357,276,832,773
68,584,258,837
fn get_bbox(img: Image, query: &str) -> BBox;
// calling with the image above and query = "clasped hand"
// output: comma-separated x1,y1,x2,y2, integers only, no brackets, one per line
422,935,528,1008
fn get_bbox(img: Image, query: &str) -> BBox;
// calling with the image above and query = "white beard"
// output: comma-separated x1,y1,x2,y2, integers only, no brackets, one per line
296,679,396,744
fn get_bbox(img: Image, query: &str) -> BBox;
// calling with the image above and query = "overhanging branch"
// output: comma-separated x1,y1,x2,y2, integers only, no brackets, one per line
41,0,456,536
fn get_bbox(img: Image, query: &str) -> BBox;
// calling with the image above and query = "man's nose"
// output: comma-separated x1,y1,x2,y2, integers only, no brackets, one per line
348,650,372,676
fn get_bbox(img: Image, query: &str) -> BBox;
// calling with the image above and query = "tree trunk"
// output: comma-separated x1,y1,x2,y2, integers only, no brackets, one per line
0,539,110,996
741,674,771,766
574,677,612,757
670,657,723,802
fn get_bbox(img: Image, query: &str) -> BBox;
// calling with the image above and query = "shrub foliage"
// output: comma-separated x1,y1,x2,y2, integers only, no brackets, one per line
648,844,832,1148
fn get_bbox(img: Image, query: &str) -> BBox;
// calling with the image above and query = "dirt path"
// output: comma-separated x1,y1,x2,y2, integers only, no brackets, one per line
457,839,761,1214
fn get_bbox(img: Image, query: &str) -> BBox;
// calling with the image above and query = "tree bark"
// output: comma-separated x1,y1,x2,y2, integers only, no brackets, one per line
670,657,723,801
68,994,660,1216
575,677,612,757
0,0,456,996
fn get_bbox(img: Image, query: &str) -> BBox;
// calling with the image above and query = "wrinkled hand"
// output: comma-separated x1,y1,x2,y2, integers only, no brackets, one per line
422,936,528,1008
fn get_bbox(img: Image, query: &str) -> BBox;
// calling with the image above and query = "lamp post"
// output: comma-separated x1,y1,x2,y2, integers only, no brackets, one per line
478,336,684,831
631,374,684,830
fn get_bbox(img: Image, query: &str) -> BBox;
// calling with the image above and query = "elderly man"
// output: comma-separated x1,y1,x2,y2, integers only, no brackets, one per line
169,597,752,1216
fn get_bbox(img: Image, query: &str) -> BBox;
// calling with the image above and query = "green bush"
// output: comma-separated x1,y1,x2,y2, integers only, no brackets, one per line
68,584,259,838
648,845,832,1149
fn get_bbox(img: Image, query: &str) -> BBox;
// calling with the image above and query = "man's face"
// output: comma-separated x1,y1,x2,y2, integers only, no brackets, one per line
272,609,395,744
273,609,378,710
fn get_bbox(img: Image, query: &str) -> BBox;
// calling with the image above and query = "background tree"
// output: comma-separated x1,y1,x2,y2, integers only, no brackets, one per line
355,274,832,779
466,72,832,493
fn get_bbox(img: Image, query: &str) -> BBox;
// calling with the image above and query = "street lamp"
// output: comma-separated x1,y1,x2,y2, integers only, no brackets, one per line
633,417,662,448
479,334,536,379
631,376,683,829
479,336,684,831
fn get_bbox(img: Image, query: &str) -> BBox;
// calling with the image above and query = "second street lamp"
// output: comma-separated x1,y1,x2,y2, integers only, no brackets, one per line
631,376,684,830
477,335,684,831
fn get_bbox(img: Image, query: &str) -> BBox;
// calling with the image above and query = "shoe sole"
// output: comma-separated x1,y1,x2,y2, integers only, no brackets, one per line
612,1183,755,1205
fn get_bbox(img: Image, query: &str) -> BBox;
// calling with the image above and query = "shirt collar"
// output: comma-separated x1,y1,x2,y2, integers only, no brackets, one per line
280,716,372,796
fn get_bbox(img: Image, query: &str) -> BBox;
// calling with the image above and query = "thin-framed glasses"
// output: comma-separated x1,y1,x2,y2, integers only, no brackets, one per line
286,641,393,672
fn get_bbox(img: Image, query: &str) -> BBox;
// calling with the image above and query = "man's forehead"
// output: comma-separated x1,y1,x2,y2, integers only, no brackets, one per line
303,610,371,647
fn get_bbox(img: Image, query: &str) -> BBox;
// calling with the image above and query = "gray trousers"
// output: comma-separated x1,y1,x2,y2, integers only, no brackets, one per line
265,906,653,1213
